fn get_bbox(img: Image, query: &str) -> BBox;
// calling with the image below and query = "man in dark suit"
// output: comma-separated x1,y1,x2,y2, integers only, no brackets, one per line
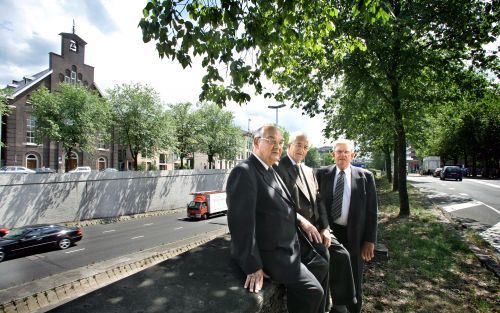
276,132,356,313
316,139,378,313
227,125,326,313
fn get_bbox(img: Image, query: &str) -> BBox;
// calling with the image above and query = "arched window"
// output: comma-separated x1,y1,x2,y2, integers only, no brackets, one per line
98,157,106,171
26,154,38,169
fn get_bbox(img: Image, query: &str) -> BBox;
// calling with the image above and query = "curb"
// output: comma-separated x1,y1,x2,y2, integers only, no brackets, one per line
0,227,229,313
436,206,500,279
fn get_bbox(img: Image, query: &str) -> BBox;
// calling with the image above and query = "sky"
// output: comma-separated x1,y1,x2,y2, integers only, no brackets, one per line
0,0,333,147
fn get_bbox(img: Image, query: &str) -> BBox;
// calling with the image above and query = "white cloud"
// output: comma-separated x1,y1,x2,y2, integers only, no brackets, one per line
0,0,331,147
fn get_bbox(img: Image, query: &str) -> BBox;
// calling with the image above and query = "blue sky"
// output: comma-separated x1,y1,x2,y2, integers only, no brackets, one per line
0,0,331,147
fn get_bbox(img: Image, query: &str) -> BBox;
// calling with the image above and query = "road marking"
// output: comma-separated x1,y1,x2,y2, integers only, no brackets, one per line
103,230,116,233
477,201,500,214
131,236,144,240
174,227,183,230
144,223,154,226
459,193,468,196
65,248,85,254
448,188,455,190
468,180,500,189
27,254,44,260
442,201,483,212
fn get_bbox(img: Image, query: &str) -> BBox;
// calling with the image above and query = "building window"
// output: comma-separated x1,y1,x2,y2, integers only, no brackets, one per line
26,154,38,169
71,71,77,84
26,115,36,144
159,153,167,170
96,134,107,150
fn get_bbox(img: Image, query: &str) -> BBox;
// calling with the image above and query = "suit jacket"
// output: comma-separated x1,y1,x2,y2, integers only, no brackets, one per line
316,165,378,255
226,154,302,283
275,156,329,231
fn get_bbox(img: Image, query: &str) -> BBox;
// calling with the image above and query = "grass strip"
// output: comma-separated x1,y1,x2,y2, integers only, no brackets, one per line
363,178,499,313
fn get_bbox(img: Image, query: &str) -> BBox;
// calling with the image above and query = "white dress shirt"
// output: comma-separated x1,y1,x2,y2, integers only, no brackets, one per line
333,165,352,226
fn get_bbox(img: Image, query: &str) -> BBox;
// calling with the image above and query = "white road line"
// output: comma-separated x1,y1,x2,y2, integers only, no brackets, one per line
131,236,144,240
103,230,116,233
442,201,483,212
448,188,455,190
459,193,468,196
144,223,154,226
477,201,500,214
65,248,85,254
468,180,500,189
174,227,183,230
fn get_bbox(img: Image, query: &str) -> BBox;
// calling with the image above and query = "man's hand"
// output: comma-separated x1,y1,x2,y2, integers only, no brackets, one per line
361,241,375,262
244,269,269,293
320,229,331,248
298,216,322,243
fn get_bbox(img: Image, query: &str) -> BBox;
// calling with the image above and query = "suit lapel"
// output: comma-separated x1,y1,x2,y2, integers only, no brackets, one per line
251,155,294,205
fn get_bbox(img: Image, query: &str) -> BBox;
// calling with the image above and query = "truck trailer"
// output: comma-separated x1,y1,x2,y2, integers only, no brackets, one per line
422,156,441,175
187,190,227,220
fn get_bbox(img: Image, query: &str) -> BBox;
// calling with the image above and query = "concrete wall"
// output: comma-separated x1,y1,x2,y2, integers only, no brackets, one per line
0,169,230,228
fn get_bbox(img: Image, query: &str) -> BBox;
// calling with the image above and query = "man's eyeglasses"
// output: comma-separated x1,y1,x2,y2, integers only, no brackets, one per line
259,137,285,147
293,143,309,150
334,150,352,154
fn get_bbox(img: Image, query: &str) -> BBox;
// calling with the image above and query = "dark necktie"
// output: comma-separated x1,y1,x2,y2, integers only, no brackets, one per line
294,164,303,183
331,170,345,220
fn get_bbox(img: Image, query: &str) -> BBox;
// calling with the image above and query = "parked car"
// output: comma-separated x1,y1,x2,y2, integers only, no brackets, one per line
68,166,91,173
0,228,9,237
0,224,83,262
0,166,36,174
440,166,463,181
433,168,442,177
35,167,56,174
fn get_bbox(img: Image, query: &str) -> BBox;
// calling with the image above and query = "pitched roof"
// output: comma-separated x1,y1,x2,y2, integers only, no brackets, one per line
5,68,53,99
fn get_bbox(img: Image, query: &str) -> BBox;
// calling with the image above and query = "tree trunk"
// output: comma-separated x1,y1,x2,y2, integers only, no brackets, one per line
180,156,184,169
208,154,214,169
64,148,72,172
392,140,399,192
393,97,410,217
384,145,392,183
133,153,139,171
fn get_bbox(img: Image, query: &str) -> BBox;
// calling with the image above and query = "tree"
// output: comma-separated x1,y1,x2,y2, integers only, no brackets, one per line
304,146,321,168
30,83,111,172
197,104,242,169
0,90,8,117
107,83,175,171
169,102,203,169
0,90,8,149
140,0,497,216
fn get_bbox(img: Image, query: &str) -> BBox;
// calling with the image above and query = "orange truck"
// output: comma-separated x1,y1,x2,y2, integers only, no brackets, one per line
187,190,227,220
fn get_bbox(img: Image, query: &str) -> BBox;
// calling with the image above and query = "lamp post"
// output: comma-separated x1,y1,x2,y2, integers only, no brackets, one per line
267,104,285,126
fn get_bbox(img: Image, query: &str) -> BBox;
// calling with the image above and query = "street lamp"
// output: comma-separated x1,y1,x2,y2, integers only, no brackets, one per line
267,104,286,126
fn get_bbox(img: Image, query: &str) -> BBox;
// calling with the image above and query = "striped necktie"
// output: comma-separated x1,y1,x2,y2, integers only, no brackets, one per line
331,170,345,220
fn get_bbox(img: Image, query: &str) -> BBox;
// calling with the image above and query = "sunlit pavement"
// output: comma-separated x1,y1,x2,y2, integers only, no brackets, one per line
407,174,500,254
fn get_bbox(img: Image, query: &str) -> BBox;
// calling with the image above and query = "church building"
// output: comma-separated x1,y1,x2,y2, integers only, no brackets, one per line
1,29,118,171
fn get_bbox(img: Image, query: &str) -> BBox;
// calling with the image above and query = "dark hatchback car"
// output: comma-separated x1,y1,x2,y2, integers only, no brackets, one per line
440,166,463,181
0,224,83,262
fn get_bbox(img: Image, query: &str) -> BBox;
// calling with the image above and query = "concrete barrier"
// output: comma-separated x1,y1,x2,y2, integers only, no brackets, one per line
0,169,230,228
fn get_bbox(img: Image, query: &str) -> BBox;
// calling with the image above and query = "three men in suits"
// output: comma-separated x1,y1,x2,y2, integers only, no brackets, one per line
276,132,356,313
227,125,326,313
316,139,378,313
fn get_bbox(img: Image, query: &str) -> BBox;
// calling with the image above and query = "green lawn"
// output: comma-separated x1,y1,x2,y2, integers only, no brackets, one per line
362,178,499,313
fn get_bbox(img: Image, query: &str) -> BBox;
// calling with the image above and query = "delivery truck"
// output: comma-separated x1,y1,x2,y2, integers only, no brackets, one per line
187,190,227,220
422,156,441,175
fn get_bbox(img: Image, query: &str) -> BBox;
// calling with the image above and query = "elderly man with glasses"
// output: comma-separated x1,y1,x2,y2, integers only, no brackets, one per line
275,132,357,313
227,125,327,313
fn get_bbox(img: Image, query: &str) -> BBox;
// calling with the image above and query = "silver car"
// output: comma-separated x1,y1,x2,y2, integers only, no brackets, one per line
0,166,36,174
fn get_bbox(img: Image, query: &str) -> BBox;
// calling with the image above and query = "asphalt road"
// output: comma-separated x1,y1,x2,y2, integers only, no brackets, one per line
407,175,500,251
0,212,228,290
